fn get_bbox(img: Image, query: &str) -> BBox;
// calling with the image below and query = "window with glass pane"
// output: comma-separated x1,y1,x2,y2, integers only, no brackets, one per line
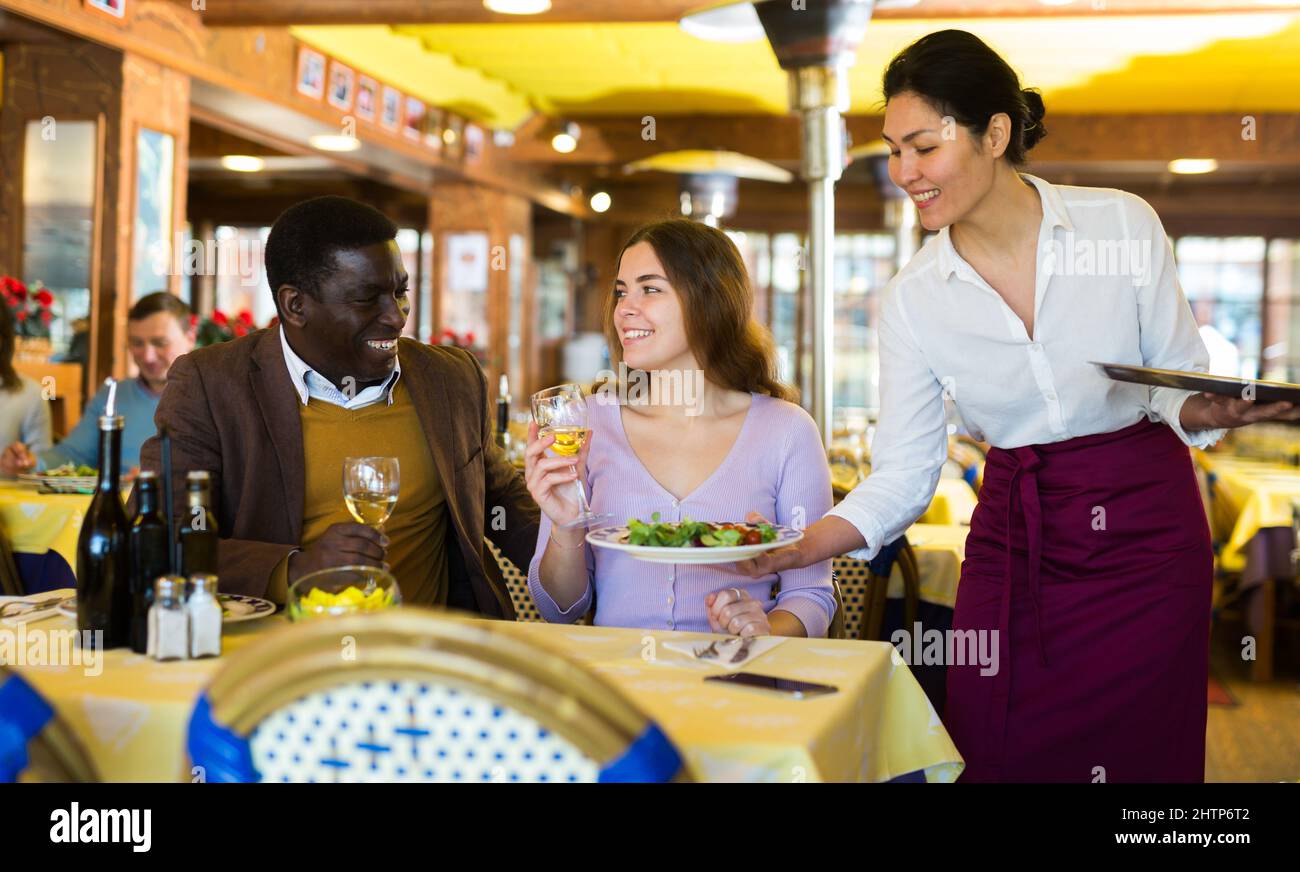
1174,236,1265,378
133,128,175,300
834,233,895,430
725,230,771,323
1265,239,1300,383
212,226,275,328
395,228,421,339
770,233,803,387
442,232,490,351
22,119,97,357
417,230,434,344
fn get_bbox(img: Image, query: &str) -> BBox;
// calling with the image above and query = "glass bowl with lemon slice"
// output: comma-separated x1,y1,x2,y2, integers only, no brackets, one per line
287,565,401,622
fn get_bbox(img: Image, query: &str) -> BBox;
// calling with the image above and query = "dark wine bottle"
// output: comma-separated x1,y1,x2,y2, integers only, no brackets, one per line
76,411,130,648
128,471,168,654
180,470,219,579
495,373,511,451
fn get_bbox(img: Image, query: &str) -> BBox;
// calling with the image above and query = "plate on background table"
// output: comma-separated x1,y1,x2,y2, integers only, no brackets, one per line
17,473,99,494
586,524,803,565
59,593,277,623
1092,362,1300,404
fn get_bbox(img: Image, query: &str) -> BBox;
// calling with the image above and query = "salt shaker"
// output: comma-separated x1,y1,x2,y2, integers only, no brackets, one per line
147,575,189,661
188,573,222,659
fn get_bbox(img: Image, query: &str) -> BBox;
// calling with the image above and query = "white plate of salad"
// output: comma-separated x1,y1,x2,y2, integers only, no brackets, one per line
585,514,803,565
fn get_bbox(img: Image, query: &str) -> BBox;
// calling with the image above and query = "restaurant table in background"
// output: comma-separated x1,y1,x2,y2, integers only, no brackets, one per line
14,605,963,783
1194,452,1300,681
897,523,968,609
918,478,978,527
0,484,86,593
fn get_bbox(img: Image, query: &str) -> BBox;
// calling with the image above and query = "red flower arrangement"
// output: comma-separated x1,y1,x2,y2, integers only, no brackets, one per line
433,327,488,364
2,275,55,339
195,308,274,347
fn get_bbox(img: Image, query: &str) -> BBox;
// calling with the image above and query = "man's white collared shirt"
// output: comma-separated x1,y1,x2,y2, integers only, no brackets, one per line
279,326,401,410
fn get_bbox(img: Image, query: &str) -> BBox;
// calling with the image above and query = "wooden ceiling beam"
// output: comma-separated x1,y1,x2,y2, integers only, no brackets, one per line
184,0,1300,27
504,113,1300,168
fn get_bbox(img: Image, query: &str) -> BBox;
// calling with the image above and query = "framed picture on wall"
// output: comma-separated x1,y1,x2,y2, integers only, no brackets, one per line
296,46,326,101
326,61,355,112
380,85,402,132
423,107,443,151
84,0,128,23
403,97,426,142
355,75,378,123
464,123,485,165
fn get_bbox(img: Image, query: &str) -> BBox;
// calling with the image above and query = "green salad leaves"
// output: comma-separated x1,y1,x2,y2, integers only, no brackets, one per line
625,513,778,548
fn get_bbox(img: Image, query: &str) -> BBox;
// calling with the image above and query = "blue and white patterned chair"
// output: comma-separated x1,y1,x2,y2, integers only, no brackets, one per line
188,608,688,783
0,668,98,783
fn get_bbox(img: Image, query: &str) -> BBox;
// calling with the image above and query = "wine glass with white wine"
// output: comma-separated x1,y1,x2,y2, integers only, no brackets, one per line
531,384,612,529
343,456,400,532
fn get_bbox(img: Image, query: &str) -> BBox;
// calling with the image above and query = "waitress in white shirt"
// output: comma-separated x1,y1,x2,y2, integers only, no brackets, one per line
744,30,1299,783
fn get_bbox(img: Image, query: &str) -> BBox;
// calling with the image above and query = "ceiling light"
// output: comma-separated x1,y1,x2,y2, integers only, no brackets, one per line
309,134,362,152
590,191,611,213
1168,158,1219,174
442,127,458,145
220,155,265,173
551,122,580,154
484,0,552,14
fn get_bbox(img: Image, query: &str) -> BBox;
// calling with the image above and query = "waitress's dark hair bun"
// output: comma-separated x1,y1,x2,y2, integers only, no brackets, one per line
883,30,1047,166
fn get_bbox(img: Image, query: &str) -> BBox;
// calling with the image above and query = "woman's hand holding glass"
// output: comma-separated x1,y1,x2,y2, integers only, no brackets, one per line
524,420,593,533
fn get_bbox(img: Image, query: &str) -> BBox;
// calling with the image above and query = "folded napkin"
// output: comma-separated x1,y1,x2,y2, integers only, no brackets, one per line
662,636,784,671
0,589,76,626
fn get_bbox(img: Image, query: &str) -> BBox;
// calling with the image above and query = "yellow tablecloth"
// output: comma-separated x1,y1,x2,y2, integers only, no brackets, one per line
1195,453,1300,573
891,523,968,609
13,605,963,783
918,478,978,526
0,484,90,565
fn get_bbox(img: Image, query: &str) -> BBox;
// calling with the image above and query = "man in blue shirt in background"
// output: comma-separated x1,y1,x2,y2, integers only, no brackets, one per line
0,292,195,474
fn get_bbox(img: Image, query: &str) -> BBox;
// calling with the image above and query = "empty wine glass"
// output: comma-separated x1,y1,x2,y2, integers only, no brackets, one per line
531,384,612,529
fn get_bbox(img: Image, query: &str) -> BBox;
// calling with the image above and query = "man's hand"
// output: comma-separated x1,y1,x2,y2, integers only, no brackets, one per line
287,523,388,583
0,442,36,476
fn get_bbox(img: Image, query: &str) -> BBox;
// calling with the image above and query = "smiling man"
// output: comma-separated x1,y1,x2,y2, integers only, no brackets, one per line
136,196,538,613
1,292,195,476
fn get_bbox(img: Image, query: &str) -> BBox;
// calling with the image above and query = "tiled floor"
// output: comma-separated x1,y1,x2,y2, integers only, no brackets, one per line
1205,620,1300,783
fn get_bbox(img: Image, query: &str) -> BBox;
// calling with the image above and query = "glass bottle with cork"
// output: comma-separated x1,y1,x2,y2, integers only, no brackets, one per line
128,470,169,654
179,470,219,584
75,378,131,648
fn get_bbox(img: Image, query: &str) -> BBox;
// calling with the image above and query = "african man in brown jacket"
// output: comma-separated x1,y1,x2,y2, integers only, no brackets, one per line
138,196,538,617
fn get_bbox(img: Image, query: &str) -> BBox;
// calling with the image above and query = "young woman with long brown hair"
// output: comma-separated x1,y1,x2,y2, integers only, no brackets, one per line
523,218,835,637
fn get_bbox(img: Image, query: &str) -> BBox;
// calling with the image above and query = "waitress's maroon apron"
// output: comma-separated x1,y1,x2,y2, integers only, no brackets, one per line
946,418,1212,782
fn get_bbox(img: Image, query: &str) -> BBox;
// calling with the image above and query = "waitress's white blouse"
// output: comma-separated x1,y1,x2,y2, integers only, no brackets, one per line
829,174,1225,560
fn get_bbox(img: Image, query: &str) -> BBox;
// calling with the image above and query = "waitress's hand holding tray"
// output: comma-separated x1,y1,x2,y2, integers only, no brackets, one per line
1092,362,1300,427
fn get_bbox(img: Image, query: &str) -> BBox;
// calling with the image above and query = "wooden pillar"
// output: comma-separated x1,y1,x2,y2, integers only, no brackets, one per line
0,32,188,387
114,51,190,379
428,180,533,398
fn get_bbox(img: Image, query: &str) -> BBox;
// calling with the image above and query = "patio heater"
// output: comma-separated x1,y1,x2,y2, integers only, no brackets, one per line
624,149,794,227
682,0,875,445
852,138,921,272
